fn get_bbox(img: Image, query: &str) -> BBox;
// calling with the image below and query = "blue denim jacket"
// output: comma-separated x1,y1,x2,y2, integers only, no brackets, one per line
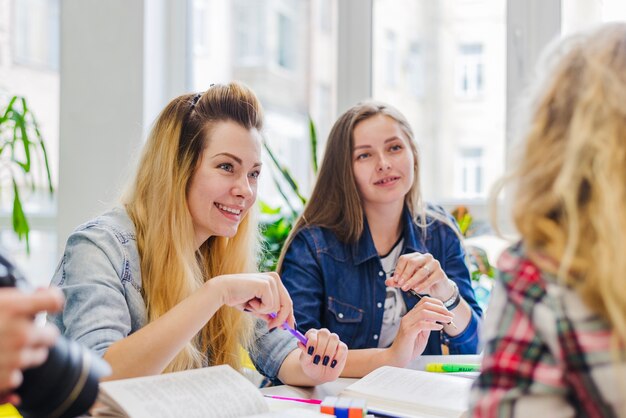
281,206,482,354
48,207,297,380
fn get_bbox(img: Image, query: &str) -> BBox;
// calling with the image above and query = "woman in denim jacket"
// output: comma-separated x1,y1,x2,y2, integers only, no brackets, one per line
49,82,347,385
279,102,482,376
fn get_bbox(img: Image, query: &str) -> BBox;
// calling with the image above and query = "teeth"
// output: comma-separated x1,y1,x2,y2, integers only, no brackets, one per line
216,203,241,215
377,177,397,184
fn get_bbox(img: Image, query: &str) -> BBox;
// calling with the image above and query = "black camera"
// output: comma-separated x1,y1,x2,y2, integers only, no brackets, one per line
0,251,110,418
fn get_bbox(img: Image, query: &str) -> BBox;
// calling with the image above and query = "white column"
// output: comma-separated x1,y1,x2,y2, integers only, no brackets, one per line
337,0,373,115
58,1,146,249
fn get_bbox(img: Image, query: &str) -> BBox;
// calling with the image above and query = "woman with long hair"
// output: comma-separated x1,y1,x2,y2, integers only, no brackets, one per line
49,82,347,385
279,102,482,376
470,23,626,416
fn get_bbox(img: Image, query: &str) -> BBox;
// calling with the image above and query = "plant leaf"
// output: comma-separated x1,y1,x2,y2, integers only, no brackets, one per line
309,116,318,175
11,180,30,253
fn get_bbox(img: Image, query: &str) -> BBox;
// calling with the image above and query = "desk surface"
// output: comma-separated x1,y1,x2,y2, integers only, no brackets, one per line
261,354,481,400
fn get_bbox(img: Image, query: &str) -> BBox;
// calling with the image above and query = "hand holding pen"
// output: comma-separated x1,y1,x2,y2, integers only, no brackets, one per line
387,252,457,302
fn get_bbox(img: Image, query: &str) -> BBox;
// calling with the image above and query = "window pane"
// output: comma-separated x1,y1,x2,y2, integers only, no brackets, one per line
0,0,60,275
372,0,506,202
192,0,338,208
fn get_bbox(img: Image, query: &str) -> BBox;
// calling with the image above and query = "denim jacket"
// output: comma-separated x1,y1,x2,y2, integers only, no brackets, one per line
48,207,297,380
281,206,482,354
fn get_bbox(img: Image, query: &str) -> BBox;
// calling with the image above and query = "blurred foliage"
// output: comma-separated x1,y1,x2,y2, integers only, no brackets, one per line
452,205,495,282
258,116,318,272
0,95,54,253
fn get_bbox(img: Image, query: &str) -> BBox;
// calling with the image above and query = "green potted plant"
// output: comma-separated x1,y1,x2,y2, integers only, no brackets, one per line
259,117,318,271
0,94,54,252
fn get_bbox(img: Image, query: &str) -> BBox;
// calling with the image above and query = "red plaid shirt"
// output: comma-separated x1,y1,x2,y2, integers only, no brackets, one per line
469,243,624,417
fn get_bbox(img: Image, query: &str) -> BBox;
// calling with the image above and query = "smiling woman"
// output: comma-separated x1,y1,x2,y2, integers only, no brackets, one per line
279,101,483,378
187,121,262,246
47,82,348,387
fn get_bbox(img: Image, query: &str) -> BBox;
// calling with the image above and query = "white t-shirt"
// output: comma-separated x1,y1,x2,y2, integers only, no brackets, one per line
378,238,407,348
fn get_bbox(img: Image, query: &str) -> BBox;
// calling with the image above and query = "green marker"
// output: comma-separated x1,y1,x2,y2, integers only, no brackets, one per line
425,363,480,373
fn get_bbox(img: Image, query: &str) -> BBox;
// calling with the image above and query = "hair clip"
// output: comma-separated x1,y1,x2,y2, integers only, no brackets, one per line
191,93,202,108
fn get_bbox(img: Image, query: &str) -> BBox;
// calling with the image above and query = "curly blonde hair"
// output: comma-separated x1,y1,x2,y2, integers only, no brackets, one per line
496,23,626,359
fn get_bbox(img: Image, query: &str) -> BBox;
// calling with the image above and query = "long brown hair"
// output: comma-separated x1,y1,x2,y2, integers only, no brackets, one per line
494,23,626,360
124,82,263,372
278,101,457,270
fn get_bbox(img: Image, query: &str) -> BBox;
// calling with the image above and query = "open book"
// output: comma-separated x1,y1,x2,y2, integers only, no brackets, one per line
341,366,472,418
92,365,327,418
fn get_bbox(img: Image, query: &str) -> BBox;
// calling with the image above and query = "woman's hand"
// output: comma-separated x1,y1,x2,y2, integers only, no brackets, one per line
297,328,347,384
386,252,456,301
210,272,294,330
0,288,64,405
384,297,453,367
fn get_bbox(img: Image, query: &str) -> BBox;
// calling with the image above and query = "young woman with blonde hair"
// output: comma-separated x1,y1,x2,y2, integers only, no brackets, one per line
470,23,626,416
49,82,347,385
279,101,482,377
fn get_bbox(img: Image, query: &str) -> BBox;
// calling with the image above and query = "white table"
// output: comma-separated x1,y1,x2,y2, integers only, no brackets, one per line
261,354,481,399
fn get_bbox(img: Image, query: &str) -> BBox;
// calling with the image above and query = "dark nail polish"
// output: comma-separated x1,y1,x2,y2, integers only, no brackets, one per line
330,359,337,368
322,355,330,366
268,327,276,333
243,308,251,312
313,355,321,365
307,346,314,355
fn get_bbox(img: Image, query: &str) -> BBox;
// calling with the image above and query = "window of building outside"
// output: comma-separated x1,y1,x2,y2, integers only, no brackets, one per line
407,41,424,97
0,0,60,283
384,30,398,88
372,0,506,204
456,147,484,198
192,0,338,210
456,43,484,99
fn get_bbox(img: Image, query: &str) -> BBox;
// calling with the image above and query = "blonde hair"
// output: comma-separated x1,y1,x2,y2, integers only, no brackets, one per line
278,101,459,269
124,82,263,372
494,23,626,359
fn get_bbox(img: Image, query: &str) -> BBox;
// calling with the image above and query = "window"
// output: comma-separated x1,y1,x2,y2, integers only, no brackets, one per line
13,0,60,70
384,30,398,87
456,43,484,99
406,41,423,97
192,0,338,207
192,0,209,56
233,0,264,66
277,12,295,70
1,0,60,279
373,0,506,203
456,147,484,197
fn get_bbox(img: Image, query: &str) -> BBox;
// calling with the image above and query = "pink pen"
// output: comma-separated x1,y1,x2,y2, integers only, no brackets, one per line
268,312,309,346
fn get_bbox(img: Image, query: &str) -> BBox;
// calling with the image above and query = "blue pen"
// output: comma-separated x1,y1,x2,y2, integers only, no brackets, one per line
268,312,309,346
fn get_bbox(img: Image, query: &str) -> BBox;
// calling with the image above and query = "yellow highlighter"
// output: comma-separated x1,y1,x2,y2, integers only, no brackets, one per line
425,363,480,373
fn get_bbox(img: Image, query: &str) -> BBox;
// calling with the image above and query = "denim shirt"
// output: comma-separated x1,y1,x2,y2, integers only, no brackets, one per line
48,207,297,380
281,206,482,354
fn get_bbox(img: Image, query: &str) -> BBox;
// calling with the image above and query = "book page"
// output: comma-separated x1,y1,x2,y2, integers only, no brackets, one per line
341,366,472,418
96,365,269,418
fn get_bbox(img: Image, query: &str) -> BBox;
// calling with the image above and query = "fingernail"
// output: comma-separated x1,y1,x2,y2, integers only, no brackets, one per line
307,346,314,355
269,327,276,333
313,355,321,365
243,308,251,312
322,355,330,366
330,359,337,368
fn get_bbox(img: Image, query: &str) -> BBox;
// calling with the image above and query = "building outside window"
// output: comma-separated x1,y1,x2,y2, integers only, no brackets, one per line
456,43,484,99
384,30,398,88
193,0,338,207
456,147,484,198
373,0,505,203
